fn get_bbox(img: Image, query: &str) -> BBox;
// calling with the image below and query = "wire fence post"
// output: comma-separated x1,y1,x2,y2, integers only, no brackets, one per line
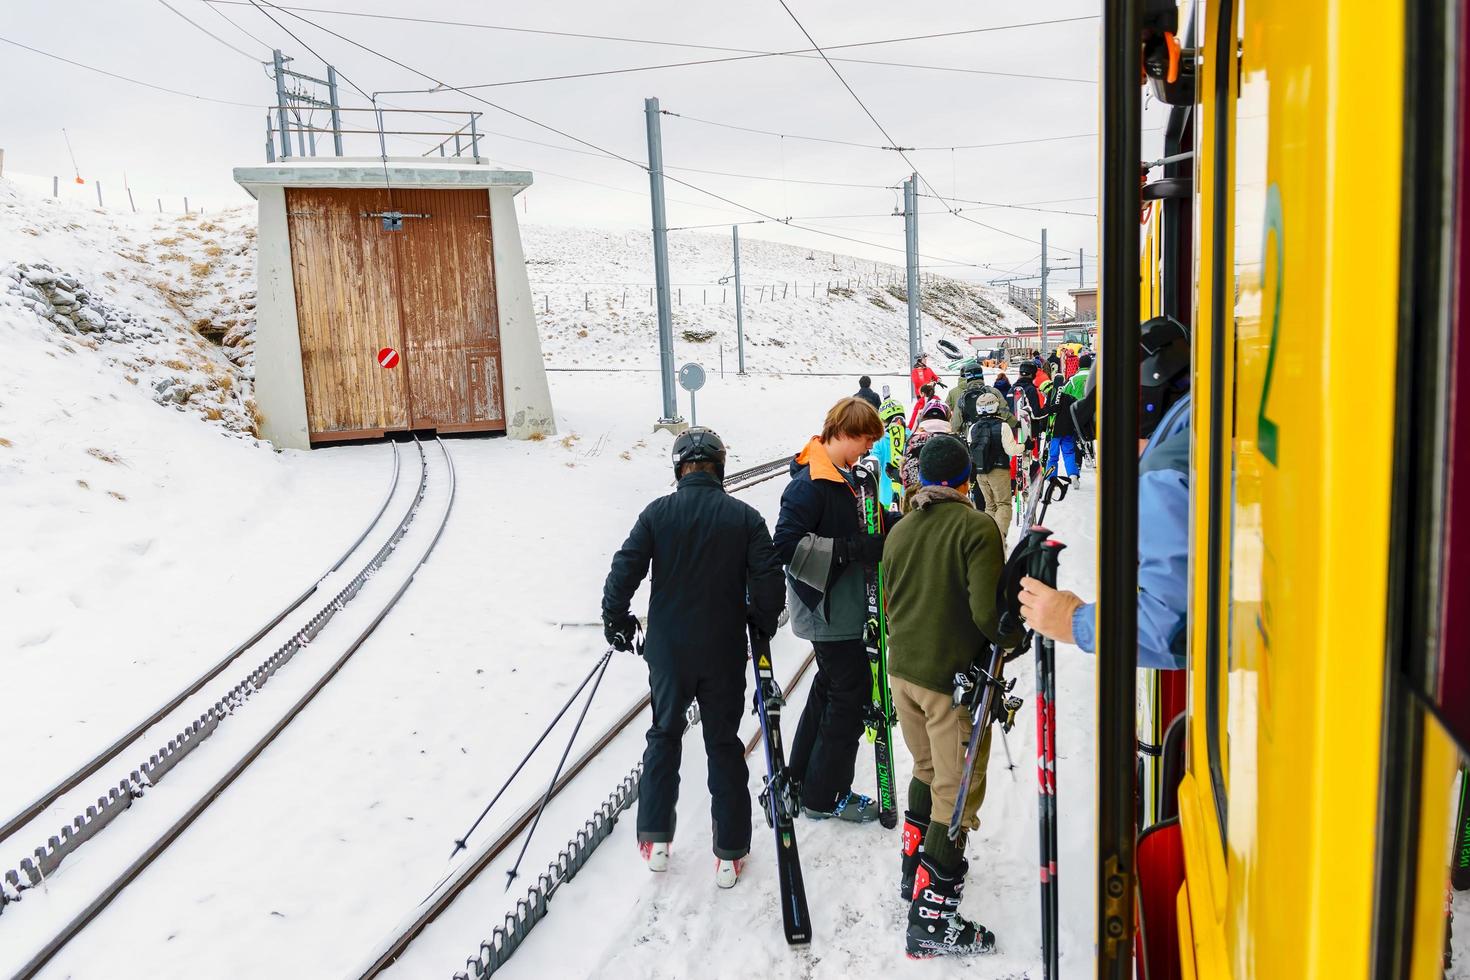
272,49,291,159
126,185,136,213
184,197,190,214
645,97,680,424
733,224,746,375
53,176,58,198
327,65,344,156
157,198,163,213
96,181,102,207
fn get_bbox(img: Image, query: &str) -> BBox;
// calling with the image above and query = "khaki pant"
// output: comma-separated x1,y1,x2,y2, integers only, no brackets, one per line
892,675,991,834
974,466,1013,534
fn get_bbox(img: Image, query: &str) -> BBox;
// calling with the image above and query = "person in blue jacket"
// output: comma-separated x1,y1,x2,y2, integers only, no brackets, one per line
1017,316,1191,670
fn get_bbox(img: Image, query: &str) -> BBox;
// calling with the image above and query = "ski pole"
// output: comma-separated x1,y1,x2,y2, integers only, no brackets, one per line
1032,538,1065,980
448,650,613,859
503,646,616,890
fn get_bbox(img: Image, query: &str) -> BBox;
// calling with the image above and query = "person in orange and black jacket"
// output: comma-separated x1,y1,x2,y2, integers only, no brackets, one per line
772,397,898,824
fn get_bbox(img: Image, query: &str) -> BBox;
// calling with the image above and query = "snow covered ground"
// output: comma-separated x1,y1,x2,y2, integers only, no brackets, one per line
1,173,1094,978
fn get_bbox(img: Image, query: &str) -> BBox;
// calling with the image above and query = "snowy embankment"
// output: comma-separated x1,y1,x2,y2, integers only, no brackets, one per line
2,174,1092,979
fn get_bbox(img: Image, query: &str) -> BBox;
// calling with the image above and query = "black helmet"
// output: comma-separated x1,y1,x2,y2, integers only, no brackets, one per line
959,358,985,380
1139,315,1190,438
672,426,727,480
1017,361,1038,379
1077,316,1191,439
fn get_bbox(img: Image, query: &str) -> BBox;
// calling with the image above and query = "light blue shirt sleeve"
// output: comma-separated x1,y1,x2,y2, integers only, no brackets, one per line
1065,472,1187,670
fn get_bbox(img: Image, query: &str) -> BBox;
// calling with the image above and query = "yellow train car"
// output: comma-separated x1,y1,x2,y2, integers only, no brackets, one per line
1091,1,1467,978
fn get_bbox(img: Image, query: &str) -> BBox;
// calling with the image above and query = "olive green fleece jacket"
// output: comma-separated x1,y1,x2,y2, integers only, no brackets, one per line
881,485,1019,695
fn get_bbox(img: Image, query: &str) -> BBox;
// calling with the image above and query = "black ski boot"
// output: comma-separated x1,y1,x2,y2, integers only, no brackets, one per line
906,855,996,958
899,811,927,900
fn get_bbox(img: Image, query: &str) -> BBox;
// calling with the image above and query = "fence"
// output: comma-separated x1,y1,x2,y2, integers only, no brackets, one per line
1006,283,1074,324
530,272,957,314
2,162,247,215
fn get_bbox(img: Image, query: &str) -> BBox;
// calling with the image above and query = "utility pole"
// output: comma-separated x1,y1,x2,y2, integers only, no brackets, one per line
1079,248,1085,289
327,65,344,156
1039,228,1049,351
733,225,746,375
904,174,920,379
272,50,291,159
645,98,682,428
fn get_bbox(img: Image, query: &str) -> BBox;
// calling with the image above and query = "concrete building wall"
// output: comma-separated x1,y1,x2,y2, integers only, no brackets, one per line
251,185,311,450
488,186,555,438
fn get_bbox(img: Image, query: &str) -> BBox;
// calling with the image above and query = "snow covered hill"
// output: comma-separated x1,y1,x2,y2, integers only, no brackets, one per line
0,176,1033,452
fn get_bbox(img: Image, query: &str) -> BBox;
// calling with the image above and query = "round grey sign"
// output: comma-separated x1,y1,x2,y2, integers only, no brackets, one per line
678,362,706,392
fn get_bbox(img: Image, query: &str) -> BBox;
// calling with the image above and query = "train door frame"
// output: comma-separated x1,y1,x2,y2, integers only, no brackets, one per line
1371,0,1464,974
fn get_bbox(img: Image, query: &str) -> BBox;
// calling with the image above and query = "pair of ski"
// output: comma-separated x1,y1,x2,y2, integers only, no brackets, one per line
748,626,813,945
946,526,1064,979
853,458,900,830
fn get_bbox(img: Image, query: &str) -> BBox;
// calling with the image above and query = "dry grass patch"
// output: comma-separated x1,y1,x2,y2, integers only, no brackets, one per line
107,490,127,501
76,479,90,490
558,433,581,449
203,244,224,257
162,358,191,372
156,236,182,247
158,251,188,263
189,262,213,280
0,437,12,448
87,447,123,464
526,431,546,442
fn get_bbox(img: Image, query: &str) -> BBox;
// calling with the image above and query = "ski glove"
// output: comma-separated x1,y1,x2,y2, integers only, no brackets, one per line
603,613,640,653
834,532,884,567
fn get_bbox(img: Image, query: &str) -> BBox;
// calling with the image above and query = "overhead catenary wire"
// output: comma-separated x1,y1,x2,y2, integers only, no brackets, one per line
768,0,1082,258
155,0,262,61
205,3,1100,86
0,34,260,107
232,0,1008,270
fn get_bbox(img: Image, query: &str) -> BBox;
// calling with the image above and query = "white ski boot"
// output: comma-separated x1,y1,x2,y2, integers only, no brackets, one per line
640,841,670,872
714,856,747,889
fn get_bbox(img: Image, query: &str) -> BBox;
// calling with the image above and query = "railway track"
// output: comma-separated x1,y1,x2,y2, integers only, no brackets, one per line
0,441,403,851
5,437,458,979
352,456,804,979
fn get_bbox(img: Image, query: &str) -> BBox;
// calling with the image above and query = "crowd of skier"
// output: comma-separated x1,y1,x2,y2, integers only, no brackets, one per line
599,323,1195,961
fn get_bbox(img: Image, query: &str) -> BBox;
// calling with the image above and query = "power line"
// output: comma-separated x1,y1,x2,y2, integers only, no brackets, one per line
155,0,261,61
917,193,1096,217
206,4,1098,85
0,34,260,107
238,1,995,268
769,0,1079,257
204,0,275,51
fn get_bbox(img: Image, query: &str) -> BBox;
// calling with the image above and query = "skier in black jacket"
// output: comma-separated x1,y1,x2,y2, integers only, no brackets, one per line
602,427,785,888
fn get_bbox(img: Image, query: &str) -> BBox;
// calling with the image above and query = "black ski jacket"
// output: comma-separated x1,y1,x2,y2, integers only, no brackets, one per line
603,472,785,670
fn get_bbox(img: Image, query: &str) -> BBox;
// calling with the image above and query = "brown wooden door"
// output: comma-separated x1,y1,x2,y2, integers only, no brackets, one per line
286,187,409,438
391,188,503,430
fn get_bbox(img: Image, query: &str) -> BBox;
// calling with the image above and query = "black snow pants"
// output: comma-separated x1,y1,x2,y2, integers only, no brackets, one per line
637,656,751,860
787,638,870,811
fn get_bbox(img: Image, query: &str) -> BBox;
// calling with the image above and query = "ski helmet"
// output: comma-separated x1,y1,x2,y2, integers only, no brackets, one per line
1074,315,1191,439
878,398,906,423
671,426,727,480
1017,360,1038,379
920,402,951,422
959,358,986,381
1139,314,1190,438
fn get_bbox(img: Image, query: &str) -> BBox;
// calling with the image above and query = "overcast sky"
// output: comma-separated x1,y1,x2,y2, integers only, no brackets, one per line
0,0,1169,282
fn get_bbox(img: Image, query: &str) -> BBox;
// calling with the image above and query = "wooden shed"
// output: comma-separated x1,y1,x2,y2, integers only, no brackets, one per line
234,160,555,449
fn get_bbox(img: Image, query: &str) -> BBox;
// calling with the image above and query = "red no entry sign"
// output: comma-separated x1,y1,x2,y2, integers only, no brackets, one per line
378,347,400,369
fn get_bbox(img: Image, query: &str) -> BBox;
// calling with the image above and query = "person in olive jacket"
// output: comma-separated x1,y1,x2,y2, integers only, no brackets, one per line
881,433,1020,957
602,427,785,887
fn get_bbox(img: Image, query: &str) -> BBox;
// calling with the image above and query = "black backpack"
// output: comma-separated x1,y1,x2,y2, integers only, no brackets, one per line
966,415,1008,472
958,384,985,425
